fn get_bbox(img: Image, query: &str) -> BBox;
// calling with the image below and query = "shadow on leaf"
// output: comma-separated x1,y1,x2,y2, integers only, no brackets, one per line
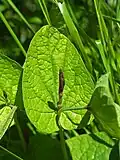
48,101,57,111
24,132,65,160
109,140,119,160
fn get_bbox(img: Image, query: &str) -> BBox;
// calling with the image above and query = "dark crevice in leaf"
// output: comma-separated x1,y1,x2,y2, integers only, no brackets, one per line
0,104,6,110
48,101,57,111
64,112,79,125
25,132,64,160
109,140,119,160
3,90,7,100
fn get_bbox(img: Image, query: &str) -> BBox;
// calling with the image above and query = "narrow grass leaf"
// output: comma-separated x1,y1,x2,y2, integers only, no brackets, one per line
103,15,120,24
6,0,35,34
94,0,119,104
0,12,26,57
57,1,92,73
38,0,51,25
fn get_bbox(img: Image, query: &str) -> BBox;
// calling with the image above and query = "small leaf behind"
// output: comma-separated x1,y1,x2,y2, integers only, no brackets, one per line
89,74,120,139
0,105,17,140
66,132,114,160
0,53,22,105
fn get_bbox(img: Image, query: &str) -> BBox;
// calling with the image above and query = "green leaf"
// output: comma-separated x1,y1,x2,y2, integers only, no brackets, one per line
25,134,64,160
0,53,22,105
0,105,17,140
23,25,94,133
88,74,120,139
66,132,114,160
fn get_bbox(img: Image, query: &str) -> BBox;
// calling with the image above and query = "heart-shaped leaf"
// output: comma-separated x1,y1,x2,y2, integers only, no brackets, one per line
0,53,22,105
66,132,114,160
0,53,22,139
23,25,94,133
88,74,120,139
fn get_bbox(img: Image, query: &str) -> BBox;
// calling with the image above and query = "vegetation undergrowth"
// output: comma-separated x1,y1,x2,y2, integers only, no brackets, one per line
0,0,120,159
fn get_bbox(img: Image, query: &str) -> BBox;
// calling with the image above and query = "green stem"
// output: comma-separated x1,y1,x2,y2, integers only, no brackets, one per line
57,103,68,160
59,126,69,160
0,12,26,57
62,106,87,112
6,0,35,33
14,113,26,152
118,140,120,157
57,107,68,160
0,145,23,160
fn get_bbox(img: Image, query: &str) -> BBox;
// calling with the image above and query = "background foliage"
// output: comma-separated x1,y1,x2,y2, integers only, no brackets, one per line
0,0,120,159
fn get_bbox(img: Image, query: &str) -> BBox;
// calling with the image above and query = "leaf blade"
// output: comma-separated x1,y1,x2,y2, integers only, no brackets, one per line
0,105,17,140
23,25,94,133
89,74,120,139
66,132,114,160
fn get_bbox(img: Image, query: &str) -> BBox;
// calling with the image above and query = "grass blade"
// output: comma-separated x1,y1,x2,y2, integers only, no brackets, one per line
57,1,92,73
6,0,35,34
103,15,120,24
38,0,51,25
94,0,120,104
116,0,120,20
0,12,26,57
63,0,99,57
0,145,23,160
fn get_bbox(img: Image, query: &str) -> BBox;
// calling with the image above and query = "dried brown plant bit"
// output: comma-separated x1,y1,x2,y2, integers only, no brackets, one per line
59,69,65,95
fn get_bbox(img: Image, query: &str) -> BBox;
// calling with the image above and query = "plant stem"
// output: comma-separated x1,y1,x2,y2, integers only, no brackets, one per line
59,126,69,160
6,0,35,34
57,102,69,160
0,12,26,57
0,145,23,160
62,106,87,112
118,140,120,157
57,107,69,160
14,113,26,152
